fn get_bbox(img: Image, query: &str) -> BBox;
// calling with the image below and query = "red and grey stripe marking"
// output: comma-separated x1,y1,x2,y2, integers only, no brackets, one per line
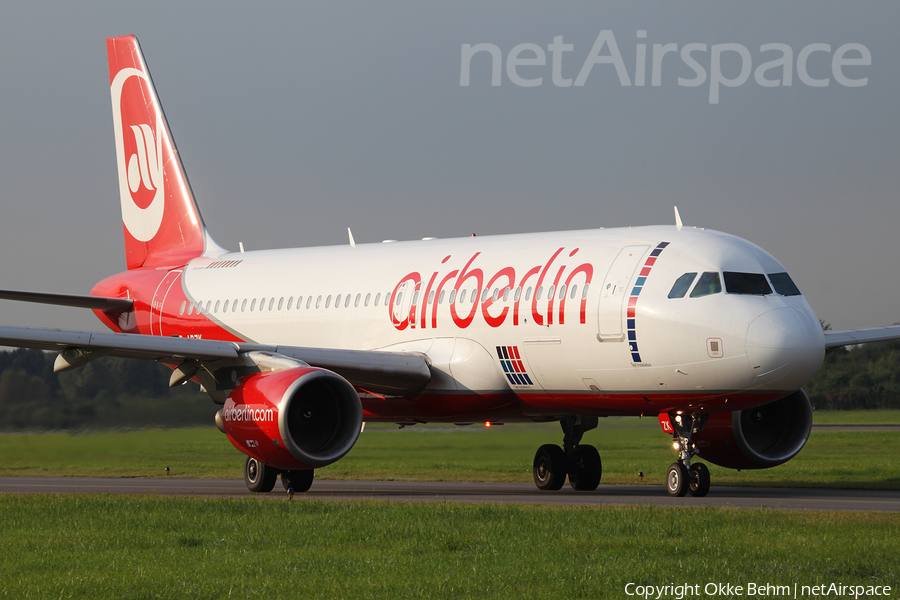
496,345,534,386
629,241,669,363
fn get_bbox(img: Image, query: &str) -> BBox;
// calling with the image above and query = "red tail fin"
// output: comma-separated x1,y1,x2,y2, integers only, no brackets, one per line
107,35,219,270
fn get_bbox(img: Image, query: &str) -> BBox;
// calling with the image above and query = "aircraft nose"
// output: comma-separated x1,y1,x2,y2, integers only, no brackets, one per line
746,307,825,390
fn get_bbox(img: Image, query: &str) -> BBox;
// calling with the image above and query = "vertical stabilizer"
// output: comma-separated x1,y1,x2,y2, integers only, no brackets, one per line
107,35,222,269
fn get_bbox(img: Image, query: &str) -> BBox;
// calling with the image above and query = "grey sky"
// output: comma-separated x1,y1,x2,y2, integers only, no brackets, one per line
0,1,897,332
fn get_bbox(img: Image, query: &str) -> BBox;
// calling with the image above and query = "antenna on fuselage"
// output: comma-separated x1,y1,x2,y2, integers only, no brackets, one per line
674,206,683,231
348,228,356,248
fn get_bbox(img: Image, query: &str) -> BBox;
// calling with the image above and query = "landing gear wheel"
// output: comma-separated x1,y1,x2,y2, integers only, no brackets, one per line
688,462,710,497
244,456,277,493
666,462,689,497
568,445,602,491
281,469,314,493
533,444,568,491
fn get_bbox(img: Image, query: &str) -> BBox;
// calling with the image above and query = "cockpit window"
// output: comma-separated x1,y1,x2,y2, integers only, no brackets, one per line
668,273,697,299
689,272,722,298
724,272,772,295
769,272,802,296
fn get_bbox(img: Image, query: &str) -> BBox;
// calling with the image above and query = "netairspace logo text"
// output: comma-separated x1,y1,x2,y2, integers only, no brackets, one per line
460,30,871,104
624,582,892,600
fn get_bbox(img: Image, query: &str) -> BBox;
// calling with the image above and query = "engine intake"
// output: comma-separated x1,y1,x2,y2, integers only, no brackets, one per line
693,390,813,470
219,366,362,471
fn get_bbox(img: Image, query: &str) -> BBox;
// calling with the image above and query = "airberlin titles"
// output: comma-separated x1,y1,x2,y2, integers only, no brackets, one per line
389,247,594,331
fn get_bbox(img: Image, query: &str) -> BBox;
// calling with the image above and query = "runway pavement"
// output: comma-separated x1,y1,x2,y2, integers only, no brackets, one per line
1,477,898,511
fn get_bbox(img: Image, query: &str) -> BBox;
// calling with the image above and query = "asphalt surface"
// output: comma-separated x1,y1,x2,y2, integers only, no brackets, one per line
1,477,898,511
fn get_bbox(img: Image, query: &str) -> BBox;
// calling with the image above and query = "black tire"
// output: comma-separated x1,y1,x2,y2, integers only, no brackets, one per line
282,469,314,493
568,445,602,491
244,456,277,493
666,462,688,497
533,444,568,491
688,462,711,497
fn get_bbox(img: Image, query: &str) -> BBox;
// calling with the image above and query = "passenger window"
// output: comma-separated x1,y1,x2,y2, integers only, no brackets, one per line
355,294,361,307
439,290,445,304
365,293,371,307
287,297,293,310
689,272,722,298
345,294,351,308
668,273,697,299
241,299,247,312
214,300,220,313
278,297,284,310
269,298,275,311
250,299,257,311
335,294,342,308
582,283,589,299
769,272,801,296
179,301,186,315
724,272,772,295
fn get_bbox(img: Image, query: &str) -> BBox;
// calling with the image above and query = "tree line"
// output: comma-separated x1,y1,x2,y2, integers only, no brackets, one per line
0,339,896,431
804,339,900,410
0,348,213,430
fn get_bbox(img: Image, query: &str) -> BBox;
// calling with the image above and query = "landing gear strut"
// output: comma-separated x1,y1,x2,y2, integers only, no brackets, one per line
532,416,603,491
667,413,711,497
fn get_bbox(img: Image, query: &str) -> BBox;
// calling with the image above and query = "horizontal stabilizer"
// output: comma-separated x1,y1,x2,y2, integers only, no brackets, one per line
0,289,133,311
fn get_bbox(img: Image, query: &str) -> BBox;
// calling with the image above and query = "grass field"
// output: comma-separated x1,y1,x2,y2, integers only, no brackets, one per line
1,412,898,599
0,495,897,600
0,410,897,489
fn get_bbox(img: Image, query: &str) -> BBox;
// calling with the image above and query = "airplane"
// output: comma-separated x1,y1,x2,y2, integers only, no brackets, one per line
2,35,898,498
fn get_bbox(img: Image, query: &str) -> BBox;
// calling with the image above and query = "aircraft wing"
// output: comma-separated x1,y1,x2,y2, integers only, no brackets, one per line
0,325,431,395
824,325,900,349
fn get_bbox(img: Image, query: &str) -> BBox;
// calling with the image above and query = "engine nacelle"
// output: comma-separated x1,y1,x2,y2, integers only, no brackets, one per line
218,366,362,471
692,390,813,470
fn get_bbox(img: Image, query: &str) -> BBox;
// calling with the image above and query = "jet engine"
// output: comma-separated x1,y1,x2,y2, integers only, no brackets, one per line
216,366,362,471
692,390,813,470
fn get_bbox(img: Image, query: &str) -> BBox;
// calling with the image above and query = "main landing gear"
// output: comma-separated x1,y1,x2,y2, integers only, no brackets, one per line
533,416,603,491
666,413,711,498
244,456,314,494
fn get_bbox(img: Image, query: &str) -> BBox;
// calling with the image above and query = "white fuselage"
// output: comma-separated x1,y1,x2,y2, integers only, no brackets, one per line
162,224,824,420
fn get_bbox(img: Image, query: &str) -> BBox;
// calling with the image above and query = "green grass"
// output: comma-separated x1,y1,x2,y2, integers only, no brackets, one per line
0,412,898,489
0,495,897,599
812,409,900,424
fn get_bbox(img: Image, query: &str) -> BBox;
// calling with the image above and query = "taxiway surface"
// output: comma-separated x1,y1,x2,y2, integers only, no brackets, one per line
1,477,897,511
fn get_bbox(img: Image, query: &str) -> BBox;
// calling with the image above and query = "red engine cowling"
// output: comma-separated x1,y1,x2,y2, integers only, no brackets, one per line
692,390,813,470
218,366,362,471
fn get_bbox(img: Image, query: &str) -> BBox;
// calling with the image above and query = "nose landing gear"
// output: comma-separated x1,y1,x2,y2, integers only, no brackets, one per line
667,413,711,497
532,416,603,491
